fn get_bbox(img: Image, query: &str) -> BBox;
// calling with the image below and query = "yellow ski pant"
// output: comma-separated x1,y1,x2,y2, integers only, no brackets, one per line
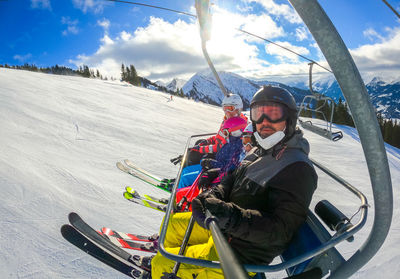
151,212,223,279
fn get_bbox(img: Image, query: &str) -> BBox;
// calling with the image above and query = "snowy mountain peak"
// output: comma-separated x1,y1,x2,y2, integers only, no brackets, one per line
166,78,186,92
182,70,310,109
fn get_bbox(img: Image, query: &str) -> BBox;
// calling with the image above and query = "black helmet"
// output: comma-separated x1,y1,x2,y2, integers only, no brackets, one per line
250,85,298,139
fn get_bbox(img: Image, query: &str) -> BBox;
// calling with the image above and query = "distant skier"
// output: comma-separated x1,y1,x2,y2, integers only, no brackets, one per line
147,85,318,279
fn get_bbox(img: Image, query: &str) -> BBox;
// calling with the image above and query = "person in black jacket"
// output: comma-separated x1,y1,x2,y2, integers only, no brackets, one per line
150,85,317,279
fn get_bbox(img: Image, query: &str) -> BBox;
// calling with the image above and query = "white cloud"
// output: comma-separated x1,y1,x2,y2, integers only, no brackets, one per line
70,4,399,83
31,0,51,10
72,0,106,14
350,27,400,80
295,26,309,41
97,19,110,31
363,28,384,42
61,17,79,36
13,53,32,63
71,12,271,82
244,0,302,24
265,41,310,63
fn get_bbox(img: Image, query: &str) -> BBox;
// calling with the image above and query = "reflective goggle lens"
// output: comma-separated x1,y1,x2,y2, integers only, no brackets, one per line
223,105,236,112
250,102,286,123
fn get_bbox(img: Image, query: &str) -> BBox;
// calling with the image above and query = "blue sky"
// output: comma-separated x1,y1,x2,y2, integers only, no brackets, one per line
1,0,399,83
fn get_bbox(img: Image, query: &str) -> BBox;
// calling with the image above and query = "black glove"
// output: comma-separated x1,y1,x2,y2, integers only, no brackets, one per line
198,168,220,189
200,158,218,170
195,139,209,146
204,197,239,231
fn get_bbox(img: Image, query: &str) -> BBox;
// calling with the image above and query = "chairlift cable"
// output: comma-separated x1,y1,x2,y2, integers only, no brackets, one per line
106,0,197,18
237,29,332,73
381,0,400,19
105,0,333,73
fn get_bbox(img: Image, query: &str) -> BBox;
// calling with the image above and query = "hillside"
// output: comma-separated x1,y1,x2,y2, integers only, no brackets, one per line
0,68,399,278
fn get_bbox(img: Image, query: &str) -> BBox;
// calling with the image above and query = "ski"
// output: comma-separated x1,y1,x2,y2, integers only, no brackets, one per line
68,212,137,264
124,159,162,182
102,234,158,253
125,186,169,204
61,224,146,278
123,192,167,212
123,159,177,187
116,162,171,193
100,227,159,243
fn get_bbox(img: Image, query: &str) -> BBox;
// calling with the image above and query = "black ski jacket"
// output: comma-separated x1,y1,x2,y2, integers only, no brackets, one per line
206,131,317,265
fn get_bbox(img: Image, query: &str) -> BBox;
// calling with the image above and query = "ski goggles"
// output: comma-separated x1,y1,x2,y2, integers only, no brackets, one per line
242,134,253,147
250,102,287,124
223,105,237,112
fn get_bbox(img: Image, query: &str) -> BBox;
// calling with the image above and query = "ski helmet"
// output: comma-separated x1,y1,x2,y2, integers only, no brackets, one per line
250,85,298,140
243,123,253,135
220,116,247,138
222,93,243,112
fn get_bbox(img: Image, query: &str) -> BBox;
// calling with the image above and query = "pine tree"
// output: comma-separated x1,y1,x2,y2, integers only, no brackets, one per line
129,64,139,85
121,64,126,81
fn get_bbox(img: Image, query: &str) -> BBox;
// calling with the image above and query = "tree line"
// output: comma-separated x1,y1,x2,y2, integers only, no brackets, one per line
0,63,112,80
120,63,184,97
299,96,400,148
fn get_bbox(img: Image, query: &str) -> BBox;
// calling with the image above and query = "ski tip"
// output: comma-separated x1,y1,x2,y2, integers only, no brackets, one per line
68,212,79,223
60,224,74,237
123,191,133,200
125,186,134,193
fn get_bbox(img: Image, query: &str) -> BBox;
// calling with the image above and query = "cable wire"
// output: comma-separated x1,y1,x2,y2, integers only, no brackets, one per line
105,0,332,73
381,0,400,19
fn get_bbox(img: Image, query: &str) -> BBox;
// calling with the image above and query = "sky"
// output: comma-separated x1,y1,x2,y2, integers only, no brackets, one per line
1,0,400,83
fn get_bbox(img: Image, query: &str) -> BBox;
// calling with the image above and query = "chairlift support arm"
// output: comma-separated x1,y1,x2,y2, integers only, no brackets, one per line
195,0,228,96
289,0,393,277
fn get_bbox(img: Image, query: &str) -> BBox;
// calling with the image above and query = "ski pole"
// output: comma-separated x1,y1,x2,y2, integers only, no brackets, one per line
176,172,201,211
171,214,196,275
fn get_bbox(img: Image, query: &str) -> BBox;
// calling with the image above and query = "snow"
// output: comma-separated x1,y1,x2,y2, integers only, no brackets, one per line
0,68,399,278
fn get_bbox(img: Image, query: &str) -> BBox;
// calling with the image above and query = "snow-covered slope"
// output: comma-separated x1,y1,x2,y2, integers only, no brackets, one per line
0,68,399,278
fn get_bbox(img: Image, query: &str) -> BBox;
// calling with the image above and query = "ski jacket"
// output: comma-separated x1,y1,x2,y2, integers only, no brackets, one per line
206,136,243,183
203,130,317,265
198,113,248,154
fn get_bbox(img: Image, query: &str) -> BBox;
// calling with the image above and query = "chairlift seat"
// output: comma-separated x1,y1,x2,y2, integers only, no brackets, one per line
280,210,345,277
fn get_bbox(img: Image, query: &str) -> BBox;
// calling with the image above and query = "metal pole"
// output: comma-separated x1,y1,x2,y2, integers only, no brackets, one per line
205,211,249,279
289,0,393,278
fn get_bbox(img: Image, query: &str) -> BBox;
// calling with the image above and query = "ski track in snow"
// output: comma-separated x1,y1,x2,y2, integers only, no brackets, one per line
0,68,399,278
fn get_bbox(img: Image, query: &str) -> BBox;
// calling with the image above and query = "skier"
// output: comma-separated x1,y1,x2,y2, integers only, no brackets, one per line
177,93,247,190
175,116,248,209
148,85,318,278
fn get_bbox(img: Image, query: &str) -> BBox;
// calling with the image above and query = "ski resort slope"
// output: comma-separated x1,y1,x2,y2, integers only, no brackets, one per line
0,68,399,278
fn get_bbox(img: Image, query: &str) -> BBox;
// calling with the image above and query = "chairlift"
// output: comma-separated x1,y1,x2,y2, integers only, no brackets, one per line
158,1,393,279
297,62,343,141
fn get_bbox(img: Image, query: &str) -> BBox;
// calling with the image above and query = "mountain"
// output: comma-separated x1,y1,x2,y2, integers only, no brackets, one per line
182,70,400,119
182,70,309,109
166,78,186,92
